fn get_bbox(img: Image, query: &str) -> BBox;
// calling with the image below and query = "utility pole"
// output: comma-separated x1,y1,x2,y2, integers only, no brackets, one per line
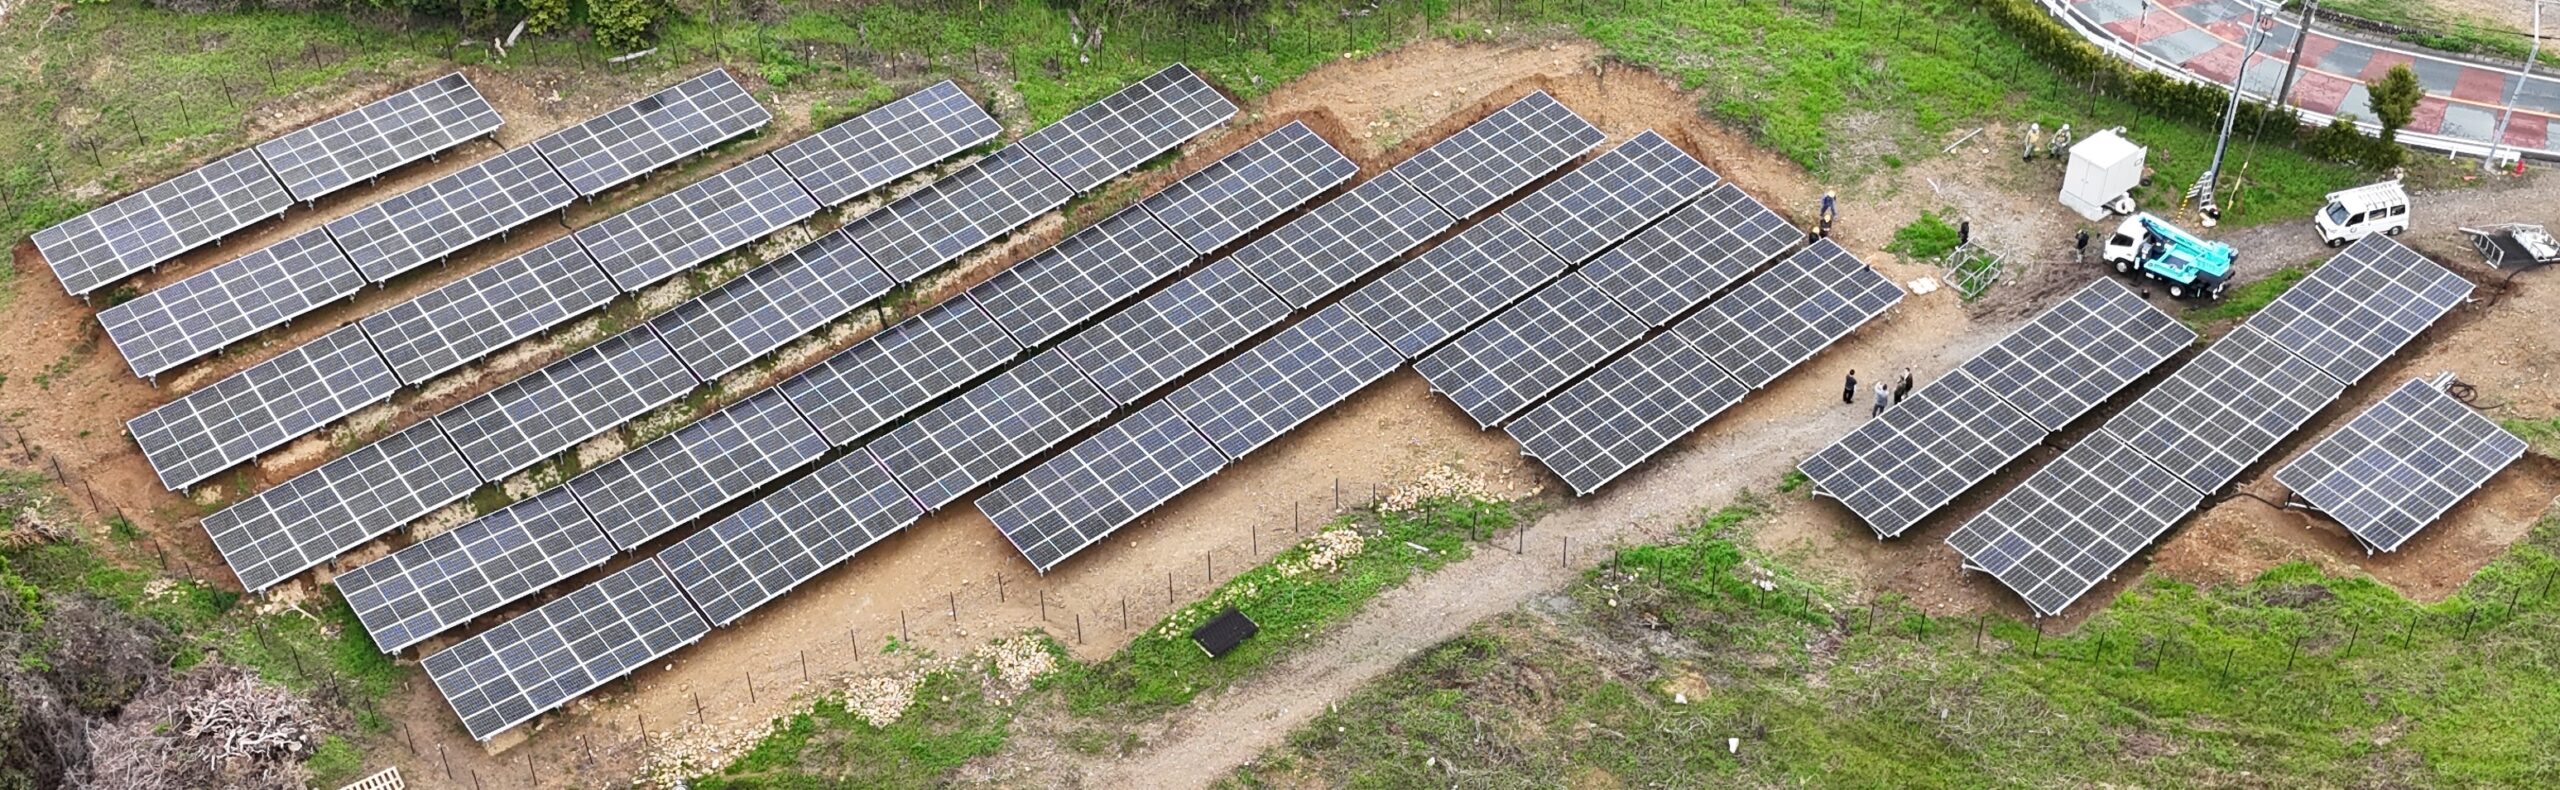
2273,0,2320,109
2199,5,2275,227
2486,2,2548,171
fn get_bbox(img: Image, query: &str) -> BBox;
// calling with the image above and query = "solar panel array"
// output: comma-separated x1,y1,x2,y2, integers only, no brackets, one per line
203,419,481,592
1510,240,1900,495
338,486,617,653
965,207,1197,349
1948,236,2470,615
871,352,1119,511
422,562,708,742
658,450,921,626
188,81,1001,595
1575,183,1799,327
1416,274,1650,429
844,146,1079,281
576,155,821,291
1496,132,1718,262
983,401,1228,571
2277,379,2527,553
574,389,831,550
1138,122,1356,254
359,236,618,386
779,298,1023,445
1943,433,2204,615
38,74,499,297
1015,65,1239,193
435,328,700,482
255,73,504,202
1386,91,1604,219
647,231,894,382
768,80,1002,206
1800,280,2191,538
128,324,398,490
532,70,772,196
99,228,366,379
321,144,576,282
1340,216,1565,359
1055,258,1293,405
1229,172,1456,309
36,149,295,297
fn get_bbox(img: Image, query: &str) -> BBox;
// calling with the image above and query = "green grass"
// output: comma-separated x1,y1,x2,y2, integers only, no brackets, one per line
1233,500,2560,787
1051,495,1517,719
2185,261,2310,326
2316,0,2552,67
1887,211,1964,260
699,668,1014,788
2502,416,2560,458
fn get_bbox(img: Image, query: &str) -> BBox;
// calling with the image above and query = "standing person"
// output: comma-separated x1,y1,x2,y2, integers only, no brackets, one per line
1842,369,1858,405
1818,191,1837,239
1957,219,1971,249
1894,367,1915,404
2074,228,2091,264
1872,382,1891,418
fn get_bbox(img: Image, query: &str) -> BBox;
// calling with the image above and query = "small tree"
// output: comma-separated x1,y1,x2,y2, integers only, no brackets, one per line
2367,64,2423,145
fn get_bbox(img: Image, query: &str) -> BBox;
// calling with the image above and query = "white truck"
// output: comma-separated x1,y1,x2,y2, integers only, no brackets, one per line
2314,180,2410,247
2058,128,2144,222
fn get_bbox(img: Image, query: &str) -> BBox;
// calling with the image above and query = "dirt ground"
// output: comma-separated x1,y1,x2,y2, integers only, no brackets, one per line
7,31,2559,790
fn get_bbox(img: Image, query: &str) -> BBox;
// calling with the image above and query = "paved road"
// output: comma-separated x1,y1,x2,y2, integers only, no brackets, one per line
2070,0,2556,156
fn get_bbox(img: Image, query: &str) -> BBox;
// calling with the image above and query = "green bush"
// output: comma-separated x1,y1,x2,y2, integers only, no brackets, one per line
1886,211,1963,260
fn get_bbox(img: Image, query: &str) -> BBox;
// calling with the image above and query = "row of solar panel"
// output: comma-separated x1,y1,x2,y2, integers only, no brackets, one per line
201,66,1229,600
346,115,1314,660
2276,378,2525,554
414,89,1601,742
1799,279,2196,539
130,79,997,492
97,70,771,382
1946,236,2472,616
37,73,501,297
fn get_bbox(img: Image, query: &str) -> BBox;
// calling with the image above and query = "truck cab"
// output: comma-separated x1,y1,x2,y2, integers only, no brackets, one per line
2102,214,2234,299
2315,180,2409,247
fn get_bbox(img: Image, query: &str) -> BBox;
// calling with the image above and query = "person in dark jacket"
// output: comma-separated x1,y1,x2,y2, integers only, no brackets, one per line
1842,369,1858,404
1894,367,1915,403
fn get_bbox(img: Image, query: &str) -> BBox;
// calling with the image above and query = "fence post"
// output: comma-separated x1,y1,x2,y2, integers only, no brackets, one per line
747,669,756,704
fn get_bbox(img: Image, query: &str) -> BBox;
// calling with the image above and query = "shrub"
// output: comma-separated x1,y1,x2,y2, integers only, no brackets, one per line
1887,211,1963,260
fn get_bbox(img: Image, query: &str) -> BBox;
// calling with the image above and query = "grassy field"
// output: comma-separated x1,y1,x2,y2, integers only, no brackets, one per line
1229,498,2560,787
2318,0,2552,67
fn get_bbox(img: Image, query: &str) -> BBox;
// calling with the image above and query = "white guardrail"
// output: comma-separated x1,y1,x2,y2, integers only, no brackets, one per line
2037,0,2553,163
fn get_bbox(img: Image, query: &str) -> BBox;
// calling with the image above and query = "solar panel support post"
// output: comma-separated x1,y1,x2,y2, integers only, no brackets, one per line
949,592,958,621
747,669,756,704
800,651,810,683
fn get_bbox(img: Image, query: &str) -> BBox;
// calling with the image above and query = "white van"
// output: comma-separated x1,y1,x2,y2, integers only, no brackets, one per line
2315,180,2409,247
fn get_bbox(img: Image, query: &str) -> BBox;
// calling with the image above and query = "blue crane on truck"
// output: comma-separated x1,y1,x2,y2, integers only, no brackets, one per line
2100,213,2234,299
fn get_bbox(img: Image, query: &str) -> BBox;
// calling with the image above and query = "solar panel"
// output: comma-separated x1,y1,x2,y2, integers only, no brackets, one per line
531,69,772,196
2277,379,2528,553
2101,325,2347,495
1337,216,1566,359
1414,274,1648,429
657,448,922,626
1673,240,1904,388
1505,330,1752,496
322,144,577,282
573,155,820,292
1053,258,1293,405
777,297,1024,445
2248,236,2470,386
336,485,616,653
867,351,1118,511
1169,304,1404,461
1226,172,1456,309
422,562,709,741
648,230,894,383
962,206,1193,349
1944,432,2205,616
768,80,1001,206
254,73,503,202
841,145,1076,281
1576,183,1798,326
1797,367,2050,538
1497,131,1717,263
981,400,1228,572
35,148,293,297
1136,121,1356,255
574,389,832,550
1015,64,1239,193
129,324,397,491
1385,91,1604,219
201,419,480,592
98,227,367,379
1965,279,2195,431
433,327,701,483
358,235,619,387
